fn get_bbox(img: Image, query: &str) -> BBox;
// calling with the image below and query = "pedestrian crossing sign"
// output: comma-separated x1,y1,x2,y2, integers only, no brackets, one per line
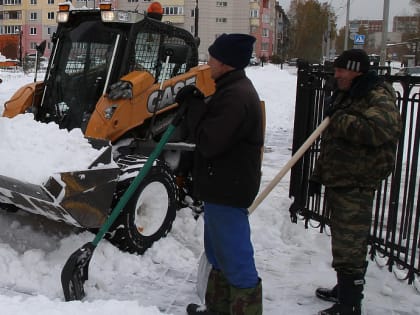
354,34,365,45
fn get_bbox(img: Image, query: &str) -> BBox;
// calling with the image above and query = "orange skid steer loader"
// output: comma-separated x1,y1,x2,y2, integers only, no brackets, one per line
1,3,215,254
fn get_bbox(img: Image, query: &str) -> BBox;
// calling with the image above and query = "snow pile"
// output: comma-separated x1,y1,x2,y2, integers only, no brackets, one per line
0,113,115,184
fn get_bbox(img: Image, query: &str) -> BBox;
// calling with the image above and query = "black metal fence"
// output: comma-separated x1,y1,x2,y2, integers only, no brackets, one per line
289,61,420,289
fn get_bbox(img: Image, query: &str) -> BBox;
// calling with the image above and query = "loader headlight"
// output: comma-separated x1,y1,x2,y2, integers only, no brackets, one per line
101,11,116,22
57,3,70,23
101,10,144,23
104,104,118,119
57,11,69,23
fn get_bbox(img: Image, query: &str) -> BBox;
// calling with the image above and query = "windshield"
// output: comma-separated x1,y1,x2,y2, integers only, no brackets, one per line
39,19,119,130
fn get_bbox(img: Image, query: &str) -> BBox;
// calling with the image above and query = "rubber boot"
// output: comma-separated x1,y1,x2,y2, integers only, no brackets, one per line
315,284,338,303
187,269,230,315
318,273,364,315
230,278,262,315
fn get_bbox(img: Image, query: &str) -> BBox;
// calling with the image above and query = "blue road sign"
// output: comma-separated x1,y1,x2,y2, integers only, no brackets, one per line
354,34,365,45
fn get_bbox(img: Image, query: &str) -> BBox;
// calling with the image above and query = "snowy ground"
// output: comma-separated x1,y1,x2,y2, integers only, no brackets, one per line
0,65,419,315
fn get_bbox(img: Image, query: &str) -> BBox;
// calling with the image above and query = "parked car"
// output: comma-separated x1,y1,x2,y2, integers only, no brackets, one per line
368,54,380,66
249,56,260,66
395,66,420,76
287,58,298,66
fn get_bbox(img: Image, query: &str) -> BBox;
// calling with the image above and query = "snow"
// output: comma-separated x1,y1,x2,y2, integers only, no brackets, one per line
0,65,419,315
0,113,116,184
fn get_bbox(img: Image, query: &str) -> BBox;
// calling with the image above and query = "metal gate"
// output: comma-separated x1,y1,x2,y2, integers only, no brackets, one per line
289,62,420,288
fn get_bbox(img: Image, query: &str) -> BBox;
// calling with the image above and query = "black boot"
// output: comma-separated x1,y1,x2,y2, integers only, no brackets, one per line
315,284,338,303
186,304,217,315
318,303,361,315
317,273,364,315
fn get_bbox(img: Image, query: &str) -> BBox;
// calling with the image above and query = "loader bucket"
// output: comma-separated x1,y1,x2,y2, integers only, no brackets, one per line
0,139,120,228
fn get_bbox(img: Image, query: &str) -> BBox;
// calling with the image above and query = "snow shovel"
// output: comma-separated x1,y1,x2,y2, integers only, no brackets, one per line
196,117,330,302
61,100,189,302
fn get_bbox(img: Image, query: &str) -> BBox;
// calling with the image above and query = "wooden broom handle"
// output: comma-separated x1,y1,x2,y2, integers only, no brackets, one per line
248,118,330,214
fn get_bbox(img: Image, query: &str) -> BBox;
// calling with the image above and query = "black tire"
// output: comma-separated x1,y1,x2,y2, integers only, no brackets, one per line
106,162,178,254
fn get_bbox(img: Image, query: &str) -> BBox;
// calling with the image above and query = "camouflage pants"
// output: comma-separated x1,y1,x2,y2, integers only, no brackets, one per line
326,186,375,275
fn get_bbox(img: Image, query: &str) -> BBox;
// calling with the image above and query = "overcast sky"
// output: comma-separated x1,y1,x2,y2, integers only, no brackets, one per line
277,0,415,29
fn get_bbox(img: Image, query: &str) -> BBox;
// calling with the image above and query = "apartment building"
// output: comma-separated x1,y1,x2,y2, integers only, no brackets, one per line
0,0,57,60
350,19,383,35
393,15,420,34
117,0,281,62
273,1,289,61
0,0,284,63
347,16,419,56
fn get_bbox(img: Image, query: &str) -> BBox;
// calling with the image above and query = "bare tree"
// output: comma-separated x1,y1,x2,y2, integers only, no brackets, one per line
288,0,336,63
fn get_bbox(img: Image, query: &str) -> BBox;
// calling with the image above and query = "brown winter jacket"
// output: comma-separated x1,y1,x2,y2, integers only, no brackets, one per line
311,71,402,188
186,69,264,208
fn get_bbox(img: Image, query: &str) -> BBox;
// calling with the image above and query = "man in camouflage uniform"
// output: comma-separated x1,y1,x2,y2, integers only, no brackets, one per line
309,49,402,315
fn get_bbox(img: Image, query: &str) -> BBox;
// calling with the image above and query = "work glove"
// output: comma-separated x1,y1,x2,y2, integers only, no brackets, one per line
175,85,204,105
308,180,322,197
108,81,133,100
323,105,337,118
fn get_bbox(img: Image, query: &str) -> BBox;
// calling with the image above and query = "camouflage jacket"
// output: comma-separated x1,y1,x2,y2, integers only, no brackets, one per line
311,71,402,188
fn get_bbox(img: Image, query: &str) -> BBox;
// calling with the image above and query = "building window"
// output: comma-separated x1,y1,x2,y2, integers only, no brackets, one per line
163,6,183,15
216,17,227,23
30,0,36,4
30,27,37,35
4,0,22,4
216,1,227,7
250,9,258,18
30,12,38,20
128,0,139,2
31,42,37,49
48,12,54,20
48,0,54,4
261,42,269,51
1,25,21,34
9,11,20,19
191,9,195,17
262,28,269,37
263,0,269,9
262,14,269,24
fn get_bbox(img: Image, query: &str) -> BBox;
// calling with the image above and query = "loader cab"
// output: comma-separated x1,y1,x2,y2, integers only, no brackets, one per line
37,8,124,130
36,4,198,131
128,18,196,83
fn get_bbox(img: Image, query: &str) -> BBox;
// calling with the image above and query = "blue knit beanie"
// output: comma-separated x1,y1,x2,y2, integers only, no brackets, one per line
208,33,256,69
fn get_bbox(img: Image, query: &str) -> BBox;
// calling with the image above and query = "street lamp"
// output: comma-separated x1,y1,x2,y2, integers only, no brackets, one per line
15,27,22,65
19,30,22,65
194,0,199,38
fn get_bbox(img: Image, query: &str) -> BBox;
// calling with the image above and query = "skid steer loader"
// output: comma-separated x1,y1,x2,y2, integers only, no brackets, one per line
1,3,215,254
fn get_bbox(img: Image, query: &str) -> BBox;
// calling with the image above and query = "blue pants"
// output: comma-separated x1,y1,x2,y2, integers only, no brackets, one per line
204,202,259,288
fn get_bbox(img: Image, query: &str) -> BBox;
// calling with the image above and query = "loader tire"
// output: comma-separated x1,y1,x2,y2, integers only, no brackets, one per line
106,162,178,254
